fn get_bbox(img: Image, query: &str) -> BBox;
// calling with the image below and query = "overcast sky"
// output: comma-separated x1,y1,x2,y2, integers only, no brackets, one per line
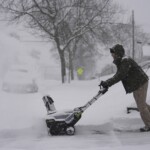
114,0,150,33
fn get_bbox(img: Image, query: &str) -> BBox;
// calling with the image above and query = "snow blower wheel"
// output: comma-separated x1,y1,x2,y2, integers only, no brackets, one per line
65,126,75,135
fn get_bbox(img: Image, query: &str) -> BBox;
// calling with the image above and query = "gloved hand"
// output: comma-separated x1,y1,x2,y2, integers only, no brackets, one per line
99,81,108,89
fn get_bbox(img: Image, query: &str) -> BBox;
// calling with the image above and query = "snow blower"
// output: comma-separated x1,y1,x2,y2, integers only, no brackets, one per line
42,88,108,135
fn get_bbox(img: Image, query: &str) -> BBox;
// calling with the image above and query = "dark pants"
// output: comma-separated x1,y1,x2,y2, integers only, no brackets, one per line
133,81,150,127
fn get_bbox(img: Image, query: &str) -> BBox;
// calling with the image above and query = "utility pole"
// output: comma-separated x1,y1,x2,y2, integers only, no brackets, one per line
132,10,135,60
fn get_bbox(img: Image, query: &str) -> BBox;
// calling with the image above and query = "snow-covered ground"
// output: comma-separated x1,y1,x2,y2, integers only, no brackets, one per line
0,69,150,150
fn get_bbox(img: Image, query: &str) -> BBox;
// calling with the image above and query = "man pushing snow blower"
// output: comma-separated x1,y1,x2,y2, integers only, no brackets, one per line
42,44,149,135
99,44,150,132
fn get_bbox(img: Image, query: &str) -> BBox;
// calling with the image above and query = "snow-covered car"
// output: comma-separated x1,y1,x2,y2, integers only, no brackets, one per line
2,65,38,93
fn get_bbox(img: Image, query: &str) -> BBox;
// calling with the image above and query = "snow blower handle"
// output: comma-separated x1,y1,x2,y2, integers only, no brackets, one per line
74,88,108,112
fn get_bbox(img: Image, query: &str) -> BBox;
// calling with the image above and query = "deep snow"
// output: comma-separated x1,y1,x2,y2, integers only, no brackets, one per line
0,70,150,150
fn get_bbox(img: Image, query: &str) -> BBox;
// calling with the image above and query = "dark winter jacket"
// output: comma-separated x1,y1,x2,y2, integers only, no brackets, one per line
105,56,149,93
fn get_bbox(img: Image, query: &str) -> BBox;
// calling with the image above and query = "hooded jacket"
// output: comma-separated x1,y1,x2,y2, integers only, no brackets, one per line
105,56,149,93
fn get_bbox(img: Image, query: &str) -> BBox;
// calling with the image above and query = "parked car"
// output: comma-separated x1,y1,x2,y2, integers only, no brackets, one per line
2,65,38,93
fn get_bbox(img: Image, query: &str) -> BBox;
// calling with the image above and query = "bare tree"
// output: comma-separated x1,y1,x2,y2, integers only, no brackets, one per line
0,0,121,83
107,21,150,61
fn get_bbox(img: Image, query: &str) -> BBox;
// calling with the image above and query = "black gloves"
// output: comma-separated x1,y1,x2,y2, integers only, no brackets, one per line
99,81,108,89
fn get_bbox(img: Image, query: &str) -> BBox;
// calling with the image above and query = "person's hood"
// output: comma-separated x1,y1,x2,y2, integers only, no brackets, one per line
110,44,125,57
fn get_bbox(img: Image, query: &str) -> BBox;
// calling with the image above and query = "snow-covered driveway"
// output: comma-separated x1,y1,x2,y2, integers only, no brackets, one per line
0,79,150,150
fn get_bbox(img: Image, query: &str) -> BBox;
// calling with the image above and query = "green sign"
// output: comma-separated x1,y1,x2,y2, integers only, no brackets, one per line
77,67,84,76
